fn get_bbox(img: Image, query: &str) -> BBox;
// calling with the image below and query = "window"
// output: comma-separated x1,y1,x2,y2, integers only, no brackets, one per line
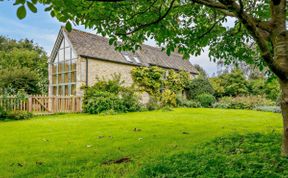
133,57,141,63
122,52,132,62
123,54,132,62
51,37,77,96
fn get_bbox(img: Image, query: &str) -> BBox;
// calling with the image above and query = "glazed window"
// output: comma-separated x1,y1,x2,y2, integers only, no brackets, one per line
51,38,77,96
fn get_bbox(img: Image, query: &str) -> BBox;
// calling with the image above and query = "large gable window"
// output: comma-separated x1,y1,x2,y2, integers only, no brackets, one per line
51,38,77,96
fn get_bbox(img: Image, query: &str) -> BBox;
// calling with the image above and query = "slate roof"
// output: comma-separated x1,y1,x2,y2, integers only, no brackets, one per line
60,27,198,74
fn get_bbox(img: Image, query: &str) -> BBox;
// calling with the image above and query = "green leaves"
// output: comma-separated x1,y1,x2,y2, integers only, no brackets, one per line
15,1,38,19
14,0,26,5
65,21,72,32
17,5,26,19
27,1,37,13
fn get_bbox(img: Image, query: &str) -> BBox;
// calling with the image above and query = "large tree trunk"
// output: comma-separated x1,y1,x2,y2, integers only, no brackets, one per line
280,81,288,156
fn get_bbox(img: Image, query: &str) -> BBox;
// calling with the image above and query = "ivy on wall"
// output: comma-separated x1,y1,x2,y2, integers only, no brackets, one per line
131,66,190,107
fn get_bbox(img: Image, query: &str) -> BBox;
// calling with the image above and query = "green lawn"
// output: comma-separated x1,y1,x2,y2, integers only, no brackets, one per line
0,108,282,177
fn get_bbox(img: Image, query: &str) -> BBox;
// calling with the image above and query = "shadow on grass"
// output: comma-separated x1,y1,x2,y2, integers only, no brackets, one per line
139,132,288,177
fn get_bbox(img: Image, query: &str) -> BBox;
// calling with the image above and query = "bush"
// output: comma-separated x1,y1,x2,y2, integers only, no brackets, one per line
253,106,281,113
160,89,176,107
214,96,275,110
146,98,160,111
186,78,214,100
196,93,216,108
0,106,7,120
120,88,142,112
177,99,201,108
82,75,141,114
6,111,33,120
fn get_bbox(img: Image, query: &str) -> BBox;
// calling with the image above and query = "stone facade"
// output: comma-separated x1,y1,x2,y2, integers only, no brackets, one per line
48,56,195,104
68,57,150,103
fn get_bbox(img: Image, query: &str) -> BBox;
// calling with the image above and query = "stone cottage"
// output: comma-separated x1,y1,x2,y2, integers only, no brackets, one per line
48,27,198,99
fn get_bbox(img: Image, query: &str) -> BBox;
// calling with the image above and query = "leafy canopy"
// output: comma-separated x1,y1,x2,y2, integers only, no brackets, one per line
12,0,274,70
0,36,48,94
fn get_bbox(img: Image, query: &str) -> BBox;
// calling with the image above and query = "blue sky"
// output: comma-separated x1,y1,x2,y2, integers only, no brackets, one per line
0,1,218,75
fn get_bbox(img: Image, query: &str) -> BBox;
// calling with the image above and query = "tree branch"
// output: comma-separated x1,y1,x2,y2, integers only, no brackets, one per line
117,0,176,35
198,16,225,39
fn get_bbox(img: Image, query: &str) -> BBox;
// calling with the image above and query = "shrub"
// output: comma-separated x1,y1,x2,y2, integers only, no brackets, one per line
146,98,160,111
0,106,7,120
176,94,201,108
181,100,201,108
6,111,33,120
196,93,216,108
186,78,214,100
160,89,176,107
120,88,141,112
253,106,281,113
214,96,275,110
82,75,141,114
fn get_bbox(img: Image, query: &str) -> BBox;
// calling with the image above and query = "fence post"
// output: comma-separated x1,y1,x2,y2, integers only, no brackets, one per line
28,96,32,112
71,97,75,112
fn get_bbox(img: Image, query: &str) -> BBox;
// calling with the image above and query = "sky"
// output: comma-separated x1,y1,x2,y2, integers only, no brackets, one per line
0,1,218,75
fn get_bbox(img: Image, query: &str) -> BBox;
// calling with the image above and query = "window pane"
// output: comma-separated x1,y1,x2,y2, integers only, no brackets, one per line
65,85,69,96
71,50,77,59
58,74,63,84
65,61,70,72
59,49,64,62
71,72,76,83
58,86,63,96
65,47,71,60
71,60,76,71
58,62,64,73
71,84,76,95
53,86,57,96
52,64,57,74
52,75,57,84
64,38,70,48
64,73,69,83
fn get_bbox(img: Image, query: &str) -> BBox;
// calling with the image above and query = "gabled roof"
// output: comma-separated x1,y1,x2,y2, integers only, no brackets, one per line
52,27,198,74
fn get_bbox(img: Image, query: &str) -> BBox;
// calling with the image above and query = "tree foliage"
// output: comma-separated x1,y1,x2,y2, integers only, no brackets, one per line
186,78,214,100
210,69,280,101
0,36,48,95
0,68,42,95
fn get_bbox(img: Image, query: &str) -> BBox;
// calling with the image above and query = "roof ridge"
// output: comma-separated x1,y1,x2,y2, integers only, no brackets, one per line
62,27,198,74
63,27,182,57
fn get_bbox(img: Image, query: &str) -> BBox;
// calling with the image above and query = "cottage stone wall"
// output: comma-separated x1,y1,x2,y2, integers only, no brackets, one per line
49,56,196,105
86,58,134,86
75,57,150,103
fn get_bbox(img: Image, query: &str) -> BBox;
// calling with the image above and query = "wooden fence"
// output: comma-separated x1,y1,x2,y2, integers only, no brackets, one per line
0,95,82,114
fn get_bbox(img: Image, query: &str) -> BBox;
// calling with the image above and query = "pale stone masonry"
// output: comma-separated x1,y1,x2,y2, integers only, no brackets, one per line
48,27,198,101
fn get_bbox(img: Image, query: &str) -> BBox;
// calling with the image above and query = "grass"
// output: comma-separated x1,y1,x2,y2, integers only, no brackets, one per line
140,133,288,177
0,108,283,177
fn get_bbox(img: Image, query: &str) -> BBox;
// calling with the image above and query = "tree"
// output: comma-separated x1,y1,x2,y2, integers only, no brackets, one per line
220,69,249,96
194,64,208,78
0,68,41,95
186,78,214,99
11,0,288,155
0,36,48,94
